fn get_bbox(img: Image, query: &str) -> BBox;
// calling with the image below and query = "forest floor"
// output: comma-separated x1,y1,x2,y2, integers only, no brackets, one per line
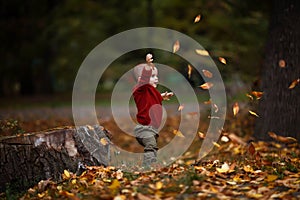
0,95,299,199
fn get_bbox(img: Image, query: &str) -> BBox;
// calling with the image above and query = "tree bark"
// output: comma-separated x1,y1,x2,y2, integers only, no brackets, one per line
0,125,111,192
254,0,300,141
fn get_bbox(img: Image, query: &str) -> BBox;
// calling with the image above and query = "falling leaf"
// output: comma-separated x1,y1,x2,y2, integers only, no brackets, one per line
194,14,201,23
100,138,108,146
187,65,192,79
173,129,185,137
278,59,286,68
218,57,227,64
213,103,219,113
288,78,300,89
178,104,184,111
233,102,239,116
198,131,205,139
216,162,230,173
249,110,259,117
251,91,263,99
173,40,180,53
246,93,254,100
202,69,213,78
268,132,298,143
204,99,211,104
195,49,209,56
199,82,213,89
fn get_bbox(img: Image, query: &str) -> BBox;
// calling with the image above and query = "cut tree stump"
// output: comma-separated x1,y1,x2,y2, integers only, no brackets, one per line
0,125,111,192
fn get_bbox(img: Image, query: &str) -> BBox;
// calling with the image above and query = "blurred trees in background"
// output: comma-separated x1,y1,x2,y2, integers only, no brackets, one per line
0,0,269,96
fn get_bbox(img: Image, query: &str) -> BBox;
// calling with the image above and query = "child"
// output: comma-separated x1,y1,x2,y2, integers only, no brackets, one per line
133,53,173,167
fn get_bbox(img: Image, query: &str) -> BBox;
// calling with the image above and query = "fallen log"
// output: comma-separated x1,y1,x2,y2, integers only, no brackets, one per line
0,125,111,192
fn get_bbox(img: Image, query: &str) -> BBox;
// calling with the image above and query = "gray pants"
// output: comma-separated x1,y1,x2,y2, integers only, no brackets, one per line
134,124,158,167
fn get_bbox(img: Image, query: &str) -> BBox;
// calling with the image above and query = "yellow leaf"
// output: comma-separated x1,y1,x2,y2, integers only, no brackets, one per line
198,131,205,139
246,93,254,100
187,64,192,79
195,49,209,56
64,169,71,179
266,175,278,182
156,181,163,190
218,57,227,64
249,110,259,117
100,138,108,146
173,40,180,53
202,69,213,78
278,59,286,68
109,179,120,191
233,102,239,116
199,82,213,90
194,14,201,23
173,129,185,138
213,142,221,148
288,78,300,89
243,165,254,173
178,104,184,111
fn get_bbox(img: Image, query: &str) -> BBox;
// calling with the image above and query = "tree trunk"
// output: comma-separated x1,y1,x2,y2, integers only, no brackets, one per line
254,0,300,141
0,125,111,192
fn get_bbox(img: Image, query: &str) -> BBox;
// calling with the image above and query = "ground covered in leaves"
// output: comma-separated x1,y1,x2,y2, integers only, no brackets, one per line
17,136,300,199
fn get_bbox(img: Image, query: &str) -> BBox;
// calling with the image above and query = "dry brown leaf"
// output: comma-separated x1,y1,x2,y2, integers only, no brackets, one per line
195,49,209,56
137,193,152,200
188,64,192,79
194,14,201,23
278,59,286,68
218,57,227,64
173,40,180,53
268,131,298,143
248,142,256,155
288,78,300,89
199,82,213,89
202,69,213,78
251,91,263,99
233,102,239,116
249,110,259,117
